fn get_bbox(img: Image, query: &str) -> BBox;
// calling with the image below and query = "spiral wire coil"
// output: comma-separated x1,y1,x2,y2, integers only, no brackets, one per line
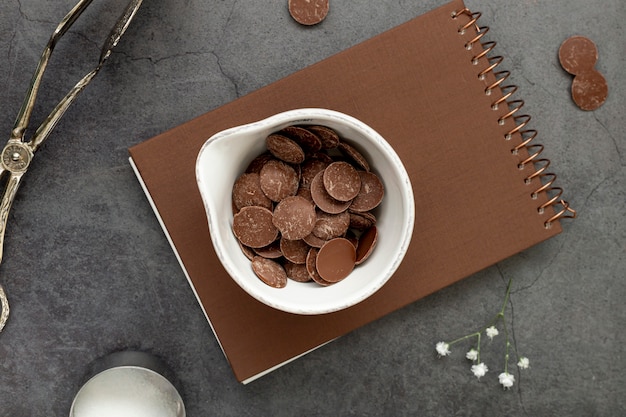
452,7,576,228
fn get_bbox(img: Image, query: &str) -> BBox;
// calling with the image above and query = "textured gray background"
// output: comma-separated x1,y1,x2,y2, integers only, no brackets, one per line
0,0,624,416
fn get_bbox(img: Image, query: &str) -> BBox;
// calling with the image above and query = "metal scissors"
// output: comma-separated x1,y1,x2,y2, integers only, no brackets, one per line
0,0,143,334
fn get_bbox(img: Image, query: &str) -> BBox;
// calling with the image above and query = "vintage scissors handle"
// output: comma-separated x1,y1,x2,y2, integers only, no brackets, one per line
0,0,143,335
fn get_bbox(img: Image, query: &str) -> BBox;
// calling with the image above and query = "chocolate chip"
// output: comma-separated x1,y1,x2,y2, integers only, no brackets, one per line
303,232,327,248
338,141,370,171
312,210,350,240
284,261,312,282
300,158,329,189
355,226,378,265
272,195,317,240
245,151,273,174
233,206,278,248
280,237,310,264
310,170,352,214
280,125,322,153
349,210,377,230
259,159,299,202
252,256,288,288
349,170,384,212
306,125,340,149
288,0,329,26
232,172,273,211
323,161,361,202
306,248,334,286
266,133,305,164
316,238,356,283
253,239,283,259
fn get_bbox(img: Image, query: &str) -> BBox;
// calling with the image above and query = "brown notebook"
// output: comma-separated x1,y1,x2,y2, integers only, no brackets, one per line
128,0,574,383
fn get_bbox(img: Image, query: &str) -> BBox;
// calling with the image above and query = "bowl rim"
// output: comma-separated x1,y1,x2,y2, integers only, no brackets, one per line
196,108,415,315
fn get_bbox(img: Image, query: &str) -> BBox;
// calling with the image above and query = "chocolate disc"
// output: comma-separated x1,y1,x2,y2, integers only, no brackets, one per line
232,172,273,211
266,133,305,164
280,237,310,264
288,0,329,26
281,125,322,153
306,125,340,149
253,239,283,259
300,158,329,189
251,256,288,288
355,226,378,265
306,248,333,286
259,159,299,202
349,171,384,212
323,161,361,202
316,238,356,283
558,36,608,111
233,206,278,248
245,152,273,174
338,141,370,171
310,170,352,214
349,210,376,230
284,261,312,282
272,195,316,240
312,210,350,240
303,232,327,248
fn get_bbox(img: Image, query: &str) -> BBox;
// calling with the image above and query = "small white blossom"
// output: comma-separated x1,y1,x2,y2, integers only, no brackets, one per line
498,372,515,389
486,326,499,340
465,349,478,361
517,357,530,369
471,362,488,379
436,342,451,357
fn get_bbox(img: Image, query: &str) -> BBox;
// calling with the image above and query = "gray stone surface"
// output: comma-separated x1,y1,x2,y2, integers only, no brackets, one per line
0,0,624,415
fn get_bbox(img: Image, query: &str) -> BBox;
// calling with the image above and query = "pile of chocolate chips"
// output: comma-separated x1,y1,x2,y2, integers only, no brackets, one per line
231,124,384,288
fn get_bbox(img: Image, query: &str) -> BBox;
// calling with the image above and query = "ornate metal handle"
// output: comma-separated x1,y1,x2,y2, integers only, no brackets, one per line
0,0,143,336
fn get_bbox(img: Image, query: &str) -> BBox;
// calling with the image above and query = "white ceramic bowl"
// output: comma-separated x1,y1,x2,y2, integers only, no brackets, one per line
196,108,414,315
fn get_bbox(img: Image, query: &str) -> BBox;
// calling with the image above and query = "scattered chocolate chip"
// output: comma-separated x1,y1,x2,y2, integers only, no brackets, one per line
288,0,330,26
558,36,608,111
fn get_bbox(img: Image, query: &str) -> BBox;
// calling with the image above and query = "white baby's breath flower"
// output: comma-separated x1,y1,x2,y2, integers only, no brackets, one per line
465,349,478,361
486,326,499,340
436,342,451,357
498,372,515,389
471,362,488,379
517,357,530,369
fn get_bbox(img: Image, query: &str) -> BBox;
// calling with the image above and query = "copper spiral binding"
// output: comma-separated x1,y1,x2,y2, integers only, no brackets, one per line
452,7,576,228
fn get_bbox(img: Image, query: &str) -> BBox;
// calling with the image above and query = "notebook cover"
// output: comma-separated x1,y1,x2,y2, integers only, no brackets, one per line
129,0,563,383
